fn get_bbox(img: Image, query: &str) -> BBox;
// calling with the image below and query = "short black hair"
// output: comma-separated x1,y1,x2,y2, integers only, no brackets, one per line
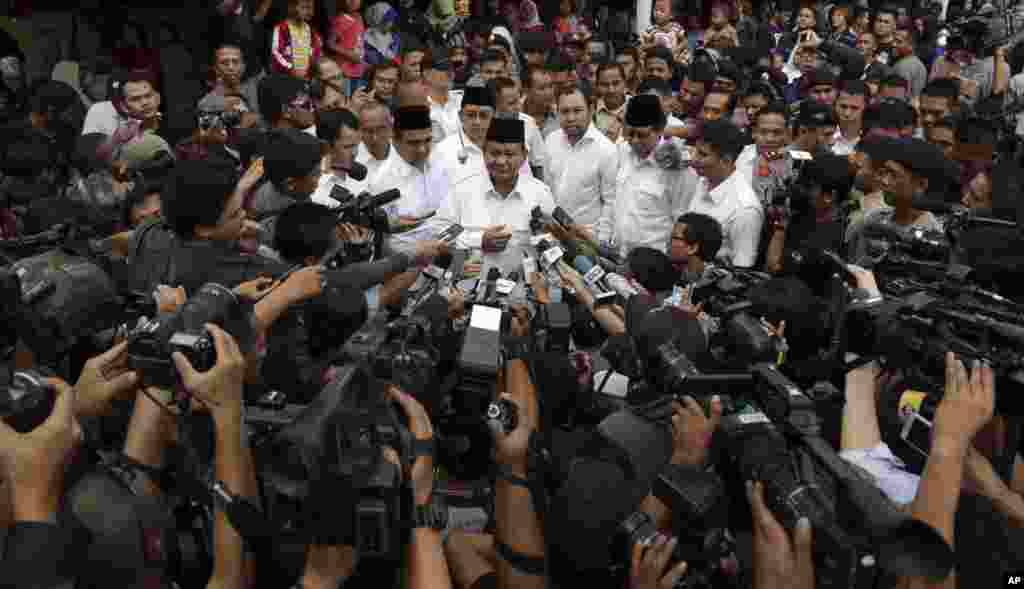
697,119,747,162
160,159,240,238
675,212,723,261
686,61,718,87
839,79,867,98
753,101,790,126
863,98,915,133
875,4,899,20
317,108,361,144
956,115,997,146
273,201,337,263
921,78,959,106
637,77,673,97
262,129,323,187
556,81,592,105
596,62,626,82
798,152,854,197
627,247,679,292
258,73,309,124
493,76,518,98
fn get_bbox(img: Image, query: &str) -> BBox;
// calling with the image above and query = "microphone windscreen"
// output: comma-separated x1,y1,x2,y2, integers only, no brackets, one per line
348,161,368,181
574,255,595,275
486,267,501,281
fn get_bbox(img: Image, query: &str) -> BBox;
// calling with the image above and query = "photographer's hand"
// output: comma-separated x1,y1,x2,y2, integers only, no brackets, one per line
171,323,247,426
281,265,326,304
747,480,815,589
630,536,690,589
413,240,450,266
389,387,435,506
236,157,265,196
0,378,81,522
670,396,722,467
934,352,995,451
508,304,531,338
74,340,140,418
155,284,187,313
301,544,359,589
233,276,275,301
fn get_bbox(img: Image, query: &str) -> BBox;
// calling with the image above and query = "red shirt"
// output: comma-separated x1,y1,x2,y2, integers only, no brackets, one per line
331,13,366,78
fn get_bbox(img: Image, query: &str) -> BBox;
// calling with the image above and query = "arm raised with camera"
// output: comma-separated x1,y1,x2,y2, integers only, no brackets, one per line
0,378,81,589
492,309,547,589
556,261,626,335
172,324,260,589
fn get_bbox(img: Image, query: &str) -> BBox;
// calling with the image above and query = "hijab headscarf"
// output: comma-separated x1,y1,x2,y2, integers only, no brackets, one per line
365,2,400,60
489,26,522,77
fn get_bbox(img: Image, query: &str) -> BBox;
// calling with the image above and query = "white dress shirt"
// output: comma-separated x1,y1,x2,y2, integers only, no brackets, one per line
544,124,620,243
687,167,765,268
366,150,447,255
429,90,463,145
430,131,533,192
430,171,556,275
519,112,548,172
612,143,698,256
356,142,396,186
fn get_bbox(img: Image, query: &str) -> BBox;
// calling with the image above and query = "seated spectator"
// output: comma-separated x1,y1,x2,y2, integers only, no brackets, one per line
328,0,368,95
201,41,263,130
366,61,401,109
83,70,163,144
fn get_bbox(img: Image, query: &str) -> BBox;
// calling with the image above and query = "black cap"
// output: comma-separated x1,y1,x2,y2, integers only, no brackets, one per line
462,84,496,109
624,94,666,128
518,31,552,51
394,105,432,131
795,100,836,128
486,117,525,144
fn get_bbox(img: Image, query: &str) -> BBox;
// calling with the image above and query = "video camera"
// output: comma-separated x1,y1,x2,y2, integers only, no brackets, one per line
197,109,242,131
329,186,401,236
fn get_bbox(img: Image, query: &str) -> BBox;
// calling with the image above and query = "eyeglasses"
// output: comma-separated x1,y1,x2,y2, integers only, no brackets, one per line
462,110,493,122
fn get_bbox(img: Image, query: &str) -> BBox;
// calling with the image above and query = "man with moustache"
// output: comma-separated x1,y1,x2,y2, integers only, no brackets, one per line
430,117,555,274
545,83,619,246
611,94,696,256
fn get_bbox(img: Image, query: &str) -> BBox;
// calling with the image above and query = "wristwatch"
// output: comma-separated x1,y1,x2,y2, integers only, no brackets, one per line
413,502,449,530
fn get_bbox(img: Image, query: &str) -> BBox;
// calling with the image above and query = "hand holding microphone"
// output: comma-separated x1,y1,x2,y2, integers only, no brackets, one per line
482,225,512,253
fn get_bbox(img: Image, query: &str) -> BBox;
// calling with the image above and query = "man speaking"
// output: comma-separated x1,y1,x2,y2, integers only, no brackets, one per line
431,117,554,274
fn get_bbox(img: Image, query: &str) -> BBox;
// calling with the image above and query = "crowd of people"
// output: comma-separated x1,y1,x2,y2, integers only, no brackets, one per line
2,0,1024,587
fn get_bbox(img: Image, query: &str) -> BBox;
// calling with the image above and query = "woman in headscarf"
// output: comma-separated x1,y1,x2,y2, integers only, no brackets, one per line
489,25,522,79
363,2,401,67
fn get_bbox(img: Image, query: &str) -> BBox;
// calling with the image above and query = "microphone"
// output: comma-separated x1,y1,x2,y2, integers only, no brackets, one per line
348,161,368,182
911,196,1018,228
573,256,618,306
479,267,501,304
605,272,642,300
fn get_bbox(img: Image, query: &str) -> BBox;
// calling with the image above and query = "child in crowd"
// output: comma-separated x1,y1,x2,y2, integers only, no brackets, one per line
271,0,323,79
641,0,686,61
330,0,367,95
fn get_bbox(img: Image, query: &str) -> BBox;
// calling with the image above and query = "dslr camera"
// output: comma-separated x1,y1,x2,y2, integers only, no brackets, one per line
125,283,255,389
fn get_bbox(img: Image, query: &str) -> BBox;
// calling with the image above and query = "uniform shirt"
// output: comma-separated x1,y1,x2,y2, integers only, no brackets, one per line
429,89,463,145
611,142,697,256
687,168,765,268
355,142,396,185
430,170,556,275
544,124,620,243
430,131,533,192
366,149,447,255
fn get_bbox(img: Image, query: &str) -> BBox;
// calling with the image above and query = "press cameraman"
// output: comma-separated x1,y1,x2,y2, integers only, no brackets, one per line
270,200,448,397
248,128,324,244
764,153,853,274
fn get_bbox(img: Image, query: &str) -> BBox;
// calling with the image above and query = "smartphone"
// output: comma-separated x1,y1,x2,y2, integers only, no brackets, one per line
898,390,937,458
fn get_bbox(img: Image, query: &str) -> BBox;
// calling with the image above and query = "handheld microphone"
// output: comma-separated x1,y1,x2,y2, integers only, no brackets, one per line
911,196,1018,228
552,206,575,228
348,161,368,181
535,239,565,269
480,267,501,304
573,255,618,306
605,272,641,299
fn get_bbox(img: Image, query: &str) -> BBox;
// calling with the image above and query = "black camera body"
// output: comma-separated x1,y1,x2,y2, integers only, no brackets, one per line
197,109,242,131
330,186,401,236
126,283,254,390
0,370,56,433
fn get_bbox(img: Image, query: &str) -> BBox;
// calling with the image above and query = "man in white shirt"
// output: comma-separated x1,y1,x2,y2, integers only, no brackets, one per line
545,83,619,245
83,70,163,139
355,101,396,183
687,119,765,267
312,109,368,208
366,105,446,256
612,94,696,256
431,117,555,274
494,76,548,178
431,84,533,190
425,59,463,145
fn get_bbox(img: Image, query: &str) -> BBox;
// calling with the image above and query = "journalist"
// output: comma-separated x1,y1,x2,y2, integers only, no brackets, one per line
311,108,367,208
248,128,324,243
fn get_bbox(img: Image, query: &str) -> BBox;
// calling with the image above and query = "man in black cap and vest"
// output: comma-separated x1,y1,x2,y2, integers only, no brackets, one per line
611,94,697,256
366,104,446,255
430,83,533,191
431,117,555,274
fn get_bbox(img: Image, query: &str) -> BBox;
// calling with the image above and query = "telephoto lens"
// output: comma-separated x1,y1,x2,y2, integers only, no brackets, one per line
0,370,56,433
